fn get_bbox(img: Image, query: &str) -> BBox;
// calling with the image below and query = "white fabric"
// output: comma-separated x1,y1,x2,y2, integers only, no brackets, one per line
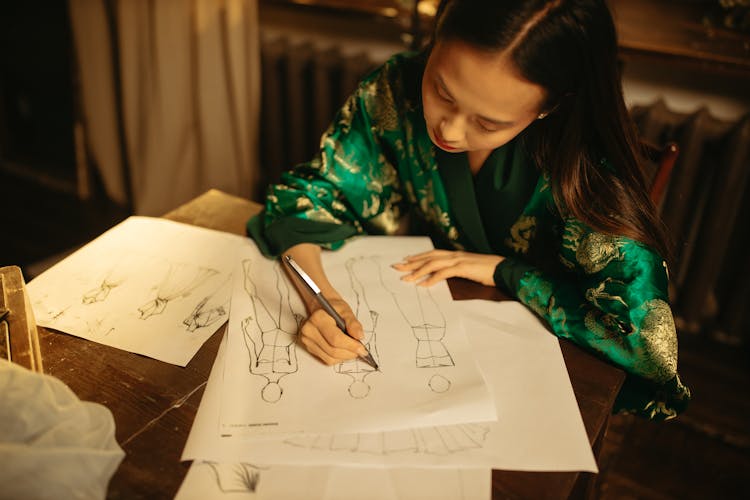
0,360,124,500
68,0,125,205
68,0,261,215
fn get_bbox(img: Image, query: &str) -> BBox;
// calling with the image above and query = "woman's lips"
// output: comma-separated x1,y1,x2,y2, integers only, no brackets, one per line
433,130,457,151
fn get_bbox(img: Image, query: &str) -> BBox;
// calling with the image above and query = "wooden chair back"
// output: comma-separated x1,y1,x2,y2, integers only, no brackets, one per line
641,141,679,208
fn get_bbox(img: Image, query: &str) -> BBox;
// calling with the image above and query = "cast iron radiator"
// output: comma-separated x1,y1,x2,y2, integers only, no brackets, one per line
258,35,376,191
257,36,750,346
632,99,750,346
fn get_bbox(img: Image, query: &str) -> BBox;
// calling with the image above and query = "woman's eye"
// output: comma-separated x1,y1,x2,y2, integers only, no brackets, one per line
435,85,452,103
477,121,498,133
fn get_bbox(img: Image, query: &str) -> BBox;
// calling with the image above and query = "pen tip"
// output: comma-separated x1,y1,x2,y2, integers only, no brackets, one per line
364,353,379,370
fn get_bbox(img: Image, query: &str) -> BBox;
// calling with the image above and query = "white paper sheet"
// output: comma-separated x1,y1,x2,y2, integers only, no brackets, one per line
183,299,597,472
175,461,490,500
179,336,489,499
27,217,244,366
219,236,496,436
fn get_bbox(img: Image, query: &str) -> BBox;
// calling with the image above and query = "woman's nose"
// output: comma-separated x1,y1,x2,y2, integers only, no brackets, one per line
439,114,464,143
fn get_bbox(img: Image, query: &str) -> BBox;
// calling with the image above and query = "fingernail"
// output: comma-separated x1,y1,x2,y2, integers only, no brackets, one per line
358,346,368,356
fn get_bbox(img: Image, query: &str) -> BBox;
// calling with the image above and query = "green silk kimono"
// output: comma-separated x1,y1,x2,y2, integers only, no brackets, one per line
247,51,691,420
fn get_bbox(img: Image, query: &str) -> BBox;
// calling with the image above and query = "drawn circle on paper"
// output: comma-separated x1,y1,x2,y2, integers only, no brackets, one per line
428,374,451,393
262,382,283,403
348,380,371,399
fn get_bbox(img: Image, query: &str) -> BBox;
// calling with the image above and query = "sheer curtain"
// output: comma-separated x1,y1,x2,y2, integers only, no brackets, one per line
68,0,261,215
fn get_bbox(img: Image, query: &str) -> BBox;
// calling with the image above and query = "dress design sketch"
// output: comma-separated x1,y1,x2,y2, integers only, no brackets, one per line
138,264,218,319
200,461,264,493
85,317,115,337
183,277,231,332
81,255,137,304
32,295,68,323
82,278,122,304
335,257,381,398
384,273,455,393
241,259,302,403
283,423,489,456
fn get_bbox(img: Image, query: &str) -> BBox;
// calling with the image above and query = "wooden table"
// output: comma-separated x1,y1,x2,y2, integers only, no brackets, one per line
39,189,625,499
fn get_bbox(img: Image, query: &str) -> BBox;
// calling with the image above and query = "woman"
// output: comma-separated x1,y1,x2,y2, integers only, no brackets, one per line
248,0,690,420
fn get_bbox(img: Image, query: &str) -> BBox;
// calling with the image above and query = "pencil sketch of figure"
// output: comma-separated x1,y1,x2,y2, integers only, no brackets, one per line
182,276,231,331
405,287,453,368
413,423,489,455
138,264,218,319
382,270,455,392
428,373,451,393
335,257,381,398
241,259,302,403
85,317,115,337
284,428,418,455
81,253,138,304
32,298,69,323
284,423,489,456
82,277,121,304
200,461,265,493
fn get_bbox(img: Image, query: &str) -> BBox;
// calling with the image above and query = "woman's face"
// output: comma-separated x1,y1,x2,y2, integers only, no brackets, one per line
422,39,547,155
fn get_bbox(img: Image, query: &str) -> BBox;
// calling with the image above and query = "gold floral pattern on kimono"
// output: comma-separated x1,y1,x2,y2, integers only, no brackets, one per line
584,277,628,310
363,71,400,133
583,309,629,341
562,221,624,274
335,93,359,133
514,217,688,420
505,215,536,254
635,299,678,383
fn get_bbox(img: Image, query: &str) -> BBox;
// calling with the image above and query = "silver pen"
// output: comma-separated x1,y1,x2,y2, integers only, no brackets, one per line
284,255,379,370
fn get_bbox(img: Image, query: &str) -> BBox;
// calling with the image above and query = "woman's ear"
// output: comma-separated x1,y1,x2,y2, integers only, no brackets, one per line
538,92,574,120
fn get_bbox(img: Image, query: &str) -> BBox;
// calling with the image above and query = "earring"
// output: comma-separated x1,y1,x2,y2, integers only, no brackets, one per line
537,112,548,120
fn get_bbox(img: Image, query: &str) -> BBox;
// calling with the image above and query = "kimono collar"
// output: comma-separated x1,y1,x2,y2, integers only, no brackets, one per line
435,147,495,254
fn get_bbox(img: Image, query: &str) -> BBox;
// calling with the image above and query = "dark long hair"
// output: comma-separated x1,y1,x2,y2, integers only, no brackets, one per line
434,0,671,261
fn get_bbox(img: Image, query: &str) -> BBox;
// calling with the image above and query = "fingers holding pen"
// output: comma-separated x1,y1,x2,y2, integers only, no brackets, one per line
317,295,365,341
299,300,366,365
298,333,353,366
282,250,367,365
310,307,365,352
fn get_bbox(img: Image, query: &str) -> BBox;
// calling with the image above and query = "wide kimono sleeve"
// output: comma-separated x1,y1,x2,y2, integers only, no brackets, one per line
495,219,691,420
247,59,407,257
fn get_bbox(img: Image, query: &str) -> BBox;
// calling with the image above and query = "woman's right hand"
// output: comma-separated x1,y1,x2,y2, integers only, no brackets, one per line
283,243,366,365
298,294,367,365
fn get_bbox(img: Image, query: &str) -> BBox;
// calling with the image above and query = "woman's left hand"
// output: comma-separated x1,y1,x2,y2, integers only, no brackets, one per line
392,250,505,287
